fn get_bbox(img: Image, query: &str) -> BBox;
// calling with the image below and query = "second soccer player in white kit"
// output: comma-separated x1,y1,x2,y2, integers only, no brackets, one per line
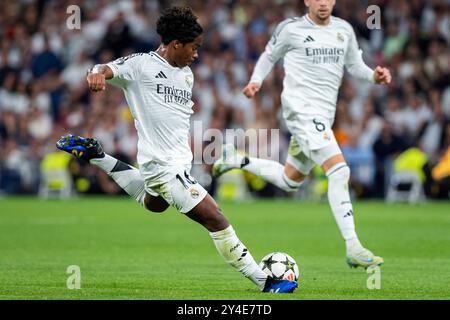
213,0,391,269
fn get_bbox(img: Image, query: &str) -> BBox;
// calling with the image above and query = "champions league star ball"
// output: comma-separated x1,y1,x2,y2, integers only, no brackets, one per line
259,252,300,282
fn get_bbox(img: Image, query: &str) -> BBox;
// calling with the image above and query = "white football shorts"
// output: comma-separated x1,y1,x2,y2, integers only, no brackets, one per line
139,162,208,214
285,114,342,175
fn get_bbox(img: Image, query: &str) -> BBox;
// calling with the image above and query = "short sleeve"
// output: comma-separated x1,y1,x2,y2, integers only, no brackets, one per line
106,53,146,88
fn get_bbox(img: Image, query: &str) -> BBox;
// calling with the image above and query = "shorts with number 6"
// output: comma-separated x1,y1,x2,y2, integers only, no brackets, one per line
286,114,342,175
140,162,208,213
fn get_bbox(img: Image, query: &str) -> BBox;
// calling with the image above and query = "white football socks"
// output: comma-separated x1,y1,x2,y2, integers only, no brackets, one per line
325,163,362,252
209,225,268,290
241,157,303,192
89,153,117,172
90,154,146,206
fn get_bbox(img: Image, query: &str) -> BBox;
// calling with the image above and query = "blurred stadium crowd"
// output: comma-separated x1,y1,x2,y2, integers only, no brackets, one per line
1,0,449,200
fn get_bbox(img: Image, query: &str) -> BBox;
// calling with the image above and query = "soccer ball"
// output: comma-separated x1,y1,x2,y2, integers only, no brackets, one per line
259,252,300,282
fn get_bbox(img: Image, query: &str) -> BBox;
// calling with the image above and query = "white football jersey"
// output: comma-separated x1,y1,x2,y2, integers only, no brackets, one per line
106,52,195,167
251,15,374,120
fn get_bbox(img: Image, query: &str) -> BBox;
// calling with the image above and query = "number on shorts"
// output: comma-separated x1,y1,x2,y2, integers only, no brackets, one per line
313,118,325,132
184,171,197,184
176,171,197,189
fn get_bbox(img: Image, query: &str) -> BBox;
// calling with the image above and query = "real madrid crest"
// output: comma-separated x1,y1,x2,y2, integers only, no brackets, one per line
185,74,193,88
337,32,344,42
189,188,199,199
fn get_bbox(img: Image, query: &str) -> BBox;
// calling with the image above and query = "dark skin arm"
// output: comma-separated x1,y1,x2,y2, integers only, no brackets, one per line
86,65,114,92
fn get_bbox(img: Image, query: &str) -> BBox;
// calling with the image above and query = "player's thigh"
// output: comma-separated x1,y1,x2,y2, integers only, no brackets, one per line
285,135,314,181
310,140,346,172
141,184,170,213
143,193,169,213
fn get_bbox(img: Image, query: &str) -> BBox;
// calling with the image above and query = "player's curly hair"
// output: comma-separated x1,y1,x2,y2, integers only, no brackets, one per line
156,6,203,45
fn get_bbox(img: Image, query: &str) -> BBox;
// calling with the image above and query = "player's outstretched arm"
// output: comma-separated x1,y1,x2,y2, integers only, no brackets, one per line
86,65,114,92
243,19,293,99
373,66,392,85
242,51,275,99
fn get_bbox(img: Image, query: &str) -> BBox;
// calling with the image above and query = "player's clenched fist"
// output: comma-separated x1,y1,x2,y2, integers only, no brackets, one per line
242,82,261,98
374,66,392,85
87,73,106,92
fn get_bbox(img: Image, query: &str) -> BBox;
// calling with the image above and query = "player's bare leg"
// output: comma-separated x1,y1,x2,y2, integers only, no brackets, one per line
284,162,307,183
251,153,384,269
185,194,297,293
143,194,169,213
321,154,384,269
184,194,229,232
213,143,383,269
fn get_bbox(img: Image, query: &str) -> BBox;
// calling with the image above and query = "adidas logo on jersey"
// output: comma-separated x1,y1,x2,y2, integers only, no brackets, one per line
304,35,315,43
155,71,168,79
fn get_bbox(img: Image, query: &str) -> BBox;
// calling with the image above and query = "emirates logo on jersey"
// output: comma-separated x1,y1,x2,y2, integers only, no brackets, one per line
156,84,192,106
306,47,345,65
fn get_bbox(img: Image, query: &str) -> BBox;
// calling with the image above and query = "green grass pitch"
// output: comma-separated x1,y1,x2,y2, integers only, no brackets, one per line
1,197,449,300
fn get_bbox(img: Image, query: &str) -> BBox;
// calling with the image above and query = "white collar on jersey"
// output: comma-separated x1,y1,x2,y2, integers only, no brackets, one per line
150,51,171,66
305,13,333,27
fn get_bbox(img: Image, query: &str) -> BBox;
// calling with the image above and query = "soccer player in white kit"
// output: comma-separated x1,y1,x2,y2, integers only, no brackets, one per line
213,0,391,269
56,7,297,293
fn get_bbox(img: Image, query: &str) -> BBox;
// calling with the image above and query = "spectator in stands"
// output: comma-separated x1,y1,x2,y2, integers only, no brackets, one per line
0,0,448,199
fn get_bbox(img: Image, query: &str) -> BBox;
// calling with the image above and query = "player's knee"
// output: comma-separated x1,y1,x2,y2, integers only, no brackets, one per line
284,162,307,181
186,195,230,232
326,164,350,184
281,172,304,192
206,206,229,232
